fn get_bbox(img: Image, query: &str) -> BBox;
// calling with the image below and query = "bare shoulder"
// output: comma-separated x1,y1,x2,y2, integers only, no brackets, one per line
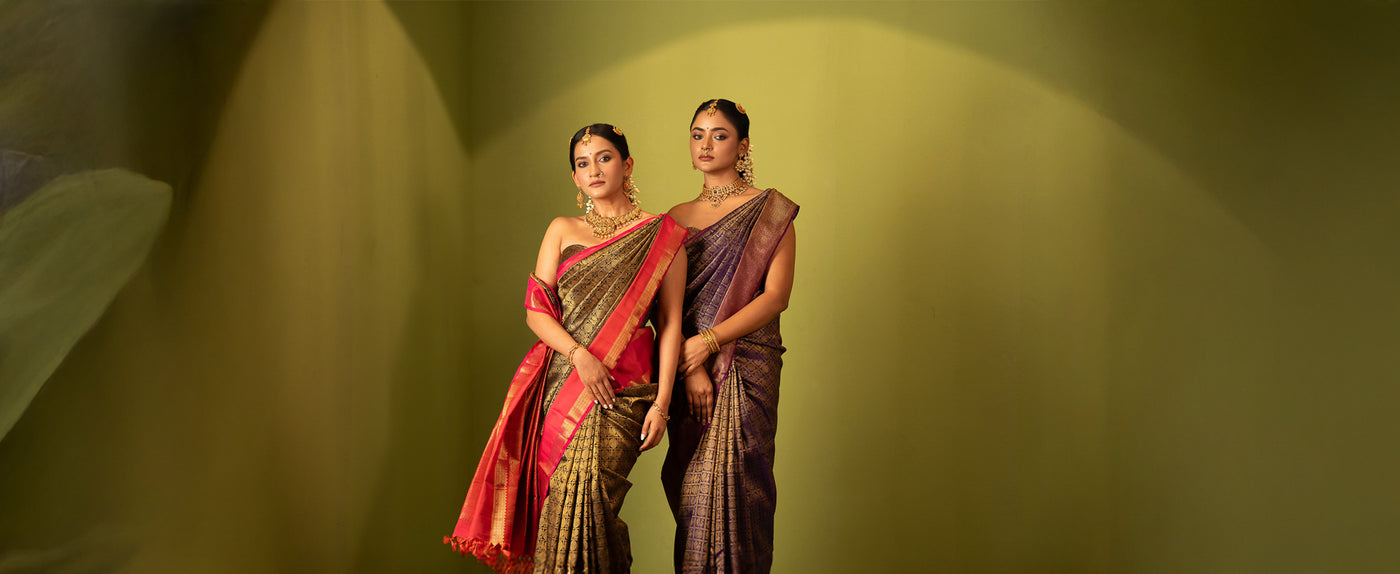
550,215,592,245
666,200,702,227
544,215,582,237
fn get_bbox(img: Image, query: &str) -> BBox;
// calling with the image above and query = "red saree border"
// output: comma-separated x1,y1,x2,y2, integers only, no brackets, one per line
707,190,799,386
447,338,552,568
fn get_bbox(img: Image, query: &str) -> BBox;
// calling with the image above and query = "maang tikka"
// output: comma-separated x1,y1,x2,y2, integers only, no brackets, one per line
575,126,596,210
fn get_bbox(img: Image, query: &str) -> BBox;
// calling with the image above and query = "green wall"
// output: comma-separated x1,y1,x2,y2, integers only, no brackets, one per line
1,2,1397,573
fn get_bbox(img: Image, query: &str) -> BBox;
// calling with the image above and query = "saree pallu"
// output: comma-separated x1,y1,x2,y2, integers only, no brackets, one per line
447,215,686,573
662,190,799,574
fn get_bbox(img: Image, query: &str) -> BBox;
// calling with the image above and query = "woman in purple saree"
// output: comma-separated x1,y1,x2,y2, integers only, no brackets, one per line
662,100,799,574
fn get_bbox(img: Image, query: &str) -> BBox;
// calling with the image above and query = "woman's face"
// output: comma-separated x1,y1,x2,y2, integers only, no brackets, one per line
572,136,632,202
691,113,747,174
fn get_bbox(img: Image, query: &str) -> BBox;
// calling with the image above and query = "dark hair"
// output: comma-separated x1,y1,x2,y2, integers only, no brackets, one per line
690,99,750,140
568,123,630,170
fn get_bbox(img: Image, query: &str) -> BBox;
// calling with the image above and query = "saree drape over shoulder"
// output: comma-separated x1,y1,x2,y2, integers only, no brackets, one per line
661,190,799,574
446,215,686,574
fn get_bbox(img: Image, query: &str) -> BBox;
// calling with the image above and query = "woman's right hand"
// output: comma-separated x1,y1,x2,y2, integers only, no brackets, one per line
573,349,617,409
686,370,715,424
679,335,713,375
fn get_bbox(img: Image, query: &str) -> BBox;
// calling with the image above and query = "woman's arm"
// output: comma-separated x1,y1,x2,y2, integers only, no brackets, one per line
680,222,796,374
525,218,617,408
641,248,687,450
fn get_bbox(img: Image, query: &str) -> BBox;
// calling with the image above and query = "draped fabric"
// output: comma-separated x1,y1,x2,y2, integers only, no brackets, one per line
0,164,171,443
447,216,687,573
662,190,799,574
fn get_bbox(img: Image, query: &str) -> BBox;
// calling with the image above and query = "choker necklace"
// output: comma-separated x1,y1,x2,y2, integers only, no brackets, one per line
699,176,747,208
584,203,642,239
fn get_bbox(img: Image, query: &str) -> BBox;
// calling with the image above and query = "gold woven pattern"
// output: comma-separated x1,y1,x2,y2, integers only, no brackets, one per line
534,382,658,573
661,190,798,574
529,218,666,572
540,219,661,415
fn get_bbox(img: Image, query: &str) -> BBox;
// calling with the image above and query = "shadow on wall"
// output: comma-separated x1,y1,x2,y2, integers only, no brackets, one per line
385,2,1400,248
0,0,268,452
0,2,264,572
0,1,268,204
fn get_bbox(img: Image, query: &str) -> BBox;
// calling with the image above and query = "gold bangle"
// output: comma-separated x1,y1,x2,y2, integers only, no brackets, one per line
566,343,584,367
651,403,671,422
701,329,721,354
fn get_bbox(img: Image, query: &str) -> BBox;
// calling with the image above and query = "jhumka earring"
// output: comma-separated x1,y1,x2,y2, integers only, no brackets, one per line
624,176,640,205
576,190,587,210
736,142,756,186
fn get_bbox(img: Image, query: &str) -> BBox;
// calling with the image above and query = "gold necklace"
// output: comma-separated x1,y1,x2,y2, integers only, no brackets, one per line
699,176,747,208
584,203,642,238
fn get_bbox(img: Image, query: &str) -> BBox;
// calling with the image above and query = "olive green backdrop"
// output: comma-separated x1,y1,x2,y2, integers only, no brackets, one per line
1,1,1397,573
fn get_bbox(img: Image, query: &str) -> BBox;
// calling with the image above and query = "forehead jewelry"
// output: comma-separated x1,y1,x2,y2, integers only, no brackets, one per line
581,126,592,146
706,100,719,117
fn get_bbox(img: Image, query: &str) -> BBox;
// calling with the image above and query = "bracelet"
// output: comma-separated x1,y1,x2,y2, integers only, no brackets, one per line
651,403,671,422
700,329,721,354
566,343,584,367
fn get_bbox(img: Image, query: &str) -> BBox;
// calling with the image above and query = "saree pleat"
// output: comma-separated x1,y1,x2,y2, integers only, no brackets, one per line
447,216,686,574
662,191,798,574
534,383,655,573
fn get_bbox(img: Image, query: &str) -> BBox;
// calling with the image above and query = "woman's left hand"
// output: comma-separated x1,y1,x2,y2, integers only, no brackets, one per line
679,335,712,375
639,405,668,451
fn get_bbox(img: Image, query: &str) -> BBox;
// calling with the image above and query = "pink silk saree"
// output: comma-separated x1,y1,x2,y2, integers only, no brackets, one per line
447,215,686,573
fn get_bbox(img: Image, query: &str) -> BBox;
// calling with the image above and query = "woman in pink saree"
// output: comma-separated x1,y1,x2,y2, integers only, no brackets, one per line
445,124,688,573
662,100,799,573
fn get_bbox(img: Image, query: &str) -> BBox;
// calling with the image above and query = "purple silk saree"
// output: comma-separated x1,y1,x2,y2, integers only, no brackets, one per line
661,190,799,573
